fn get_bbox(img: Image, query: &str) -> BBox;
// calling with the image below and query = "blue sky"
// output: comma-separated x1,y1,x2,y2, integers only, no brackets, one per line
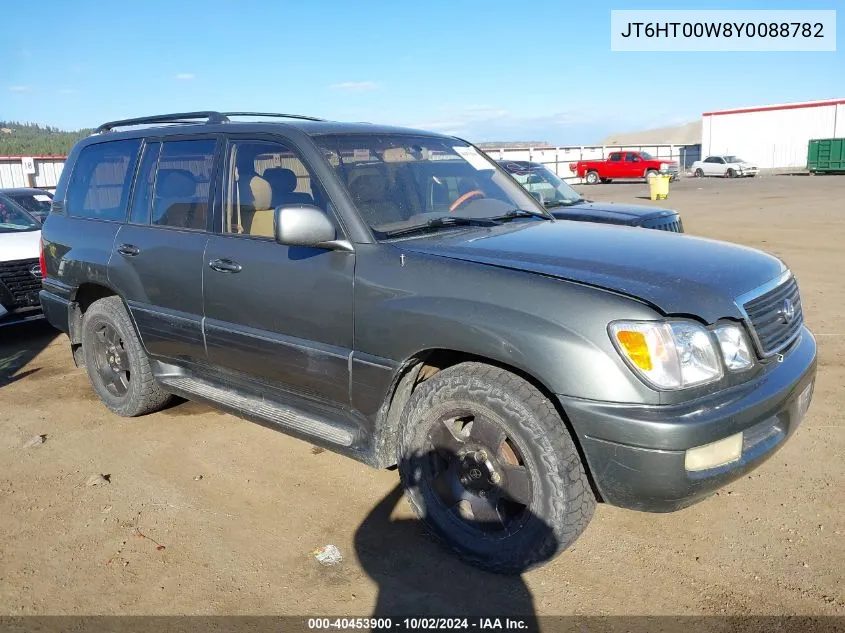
1,0,842,144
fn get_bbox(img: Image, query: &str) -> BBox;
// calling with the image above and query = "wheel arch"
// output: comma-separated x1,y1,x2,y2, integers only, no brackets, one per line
67,283,131,367
371,348,602,500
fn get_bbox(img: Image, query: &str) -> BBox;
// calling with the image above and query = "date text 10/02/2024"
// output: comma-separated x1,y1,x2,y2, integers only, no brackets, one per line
307,618,530,630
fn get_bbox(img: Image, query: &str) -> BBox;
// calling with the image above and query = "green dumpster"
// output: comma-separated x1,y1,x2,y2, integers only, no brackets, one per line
807,138,845,174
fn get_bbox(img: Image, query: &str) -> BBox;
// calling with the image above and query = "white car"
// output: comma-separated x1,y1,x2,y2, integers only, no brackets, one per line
0,195,43,326
691,155,759,178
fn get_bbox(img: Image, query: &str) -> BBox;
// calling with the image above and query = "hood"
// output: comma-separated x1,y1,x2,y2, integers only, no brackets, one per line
401,221,785,323
0,229,41,263
553,200,675,226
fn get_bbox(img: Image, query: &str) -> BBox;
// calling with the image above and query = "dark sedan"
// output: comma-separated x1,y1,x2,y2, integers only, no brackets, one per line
0,187,54,222
499,160,683,232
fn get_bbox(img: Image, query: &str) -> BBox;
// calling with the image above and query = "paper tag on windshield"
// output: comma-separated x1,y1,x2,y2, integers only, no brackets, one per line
453,146,494,171
34,195,51,202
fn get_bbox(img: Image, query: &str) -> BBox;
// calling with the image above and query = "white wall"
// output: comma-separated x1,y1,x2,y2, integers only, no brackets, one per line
0,157,65,190
481,144,696,183
702,102,845,169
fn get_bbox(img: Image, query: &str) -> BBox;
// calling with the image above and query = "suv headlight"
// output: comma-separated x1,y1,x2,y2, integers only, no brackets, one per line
713,324,754,370
610,320,723,389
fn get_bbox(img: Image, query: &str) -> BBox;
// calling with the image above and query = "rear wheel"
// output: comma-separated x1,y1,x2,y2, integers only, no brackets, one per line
694,168,704,178
584,171,600,185
398,362,595,574
81,296,172,417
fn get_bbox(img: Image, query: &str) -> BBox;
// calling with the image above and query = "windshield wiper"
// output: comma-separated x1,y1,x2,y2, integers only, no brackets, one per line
489,208,553,221
383,216,498,238
543,200,580,208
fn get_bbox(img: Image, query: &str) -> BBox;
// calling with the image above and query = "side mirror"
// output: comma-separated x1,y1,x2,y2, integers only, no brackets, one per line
273,205,351,251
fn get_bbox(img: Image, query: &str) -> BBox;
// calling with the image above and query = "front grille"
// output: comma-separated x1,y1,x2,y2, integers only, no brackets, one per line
0,258,42,309
642,216,684,233
742,275,803,356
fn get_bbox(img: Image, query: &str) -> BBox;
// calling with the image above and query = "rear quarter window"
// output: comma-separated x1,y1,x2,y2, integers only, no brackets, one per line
66,139,142,222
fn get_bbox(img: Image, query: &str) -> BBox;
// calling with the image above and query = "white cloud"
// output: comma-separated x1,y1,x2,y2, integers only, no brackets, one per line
330,81,378,92
174,73,196,81
9,85,30,93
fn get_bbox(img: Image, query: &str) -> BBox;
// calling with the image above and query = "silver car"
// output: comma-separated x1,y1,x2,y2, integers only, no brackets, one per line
692,155,759,178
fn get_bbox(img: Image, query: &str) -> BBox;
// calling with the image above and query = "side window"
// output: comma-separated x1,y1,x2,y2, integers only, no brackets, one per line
625,153,640,162
224,140,329,238
128,142,161,224
715,157,725,164
150,139,216,230
608,153,622,162
66,139,142,221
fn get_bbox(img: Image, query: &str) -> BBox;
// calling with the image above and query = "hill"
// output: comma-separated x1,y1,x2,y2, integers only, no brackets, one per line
599,121,701,146
0,121,92,156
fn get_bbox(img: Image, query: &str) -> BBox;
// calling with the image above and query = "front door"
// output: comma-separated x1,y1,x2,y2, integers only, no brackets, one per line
202,138,354,407
622,152,642,178
108,137,218,363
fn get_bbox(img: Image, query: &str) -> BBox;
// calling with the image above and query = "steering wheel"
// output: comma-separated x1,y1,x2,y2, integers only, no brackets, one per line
449,189,486,212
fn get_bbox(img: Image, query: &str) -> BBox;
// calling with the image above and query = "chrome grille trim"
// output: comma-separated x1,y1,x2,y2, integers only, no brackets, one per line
735,270,804,357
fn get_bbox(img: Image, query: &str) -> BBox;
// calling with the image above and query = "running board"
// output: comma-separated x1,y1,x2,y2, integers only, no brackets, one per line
160,375,355,447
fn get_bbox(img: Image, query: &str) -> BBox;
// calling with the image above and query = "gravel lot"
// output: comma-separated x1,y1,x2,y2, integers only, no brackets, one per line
1,174,843,619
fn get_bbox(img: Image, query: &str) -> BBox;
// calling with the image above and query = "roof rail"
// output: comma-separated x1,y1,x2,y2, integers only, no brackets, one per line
96,111,230,133
221,112,326,122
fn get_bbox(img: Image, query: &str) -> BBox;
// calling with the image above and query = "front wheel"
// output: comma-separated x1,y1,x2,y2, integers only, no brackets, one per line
645,169,659,180
81,296,172,417
398,362,595,574
726,168,736,178
584,171,600,185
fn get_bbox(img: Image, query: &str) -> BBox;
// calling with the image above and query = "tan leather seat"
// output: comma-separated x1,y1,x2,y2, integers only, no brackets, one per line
263,168,314,207
153,169,204,229
244,175,274,237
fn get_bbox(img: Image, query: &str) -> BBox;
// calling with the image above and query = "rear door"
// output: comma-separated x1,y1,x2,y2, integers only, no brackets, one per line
704,156,723,176
202,136,354,406
108,136,219,364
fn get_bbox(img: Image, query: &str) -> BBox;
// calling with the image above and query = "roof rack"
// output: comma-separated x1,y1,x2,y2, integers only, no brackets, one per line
95,111,326,133
221,112,326,122
96,111,229,133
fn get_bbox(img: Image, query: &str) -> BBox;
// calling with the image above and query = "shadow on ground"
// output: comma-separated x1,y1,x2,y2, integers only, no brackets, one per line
355,449,559,623
0,320,59,389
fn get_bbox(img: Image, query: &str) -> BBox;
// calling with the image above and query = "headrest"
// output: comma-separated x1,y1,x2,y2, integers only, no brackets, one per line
249,175,272,210
382,147,415,163
157,170,197,198
263,168,298,193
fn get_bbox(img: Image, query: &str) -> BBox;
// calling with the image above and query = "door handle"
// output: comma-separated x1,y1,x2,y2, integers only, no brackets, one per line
208,258,242,273
117,243,140,257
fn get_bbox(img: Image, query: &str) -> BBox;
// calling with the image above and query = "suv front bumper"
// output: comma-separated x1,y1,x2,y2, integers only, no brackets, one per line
559,327,816,512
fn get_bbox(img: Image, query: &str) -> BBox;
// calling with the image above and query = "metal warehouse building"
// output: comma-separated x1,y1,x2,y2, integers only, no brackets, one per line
702,98,845,170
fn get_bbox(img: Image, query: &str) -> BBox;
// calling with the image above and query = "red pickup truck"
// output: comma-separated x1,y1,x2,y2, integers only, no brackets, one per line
571,151,679,184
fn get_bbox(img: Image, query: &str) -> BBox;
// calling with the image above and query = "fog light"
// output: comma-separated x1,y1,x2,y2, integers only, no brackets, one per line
684,432,743,472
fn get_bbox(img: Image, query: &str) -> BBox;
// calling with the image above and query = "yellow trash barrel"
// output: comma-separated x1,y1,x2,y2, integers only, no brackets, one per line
648,173,671,200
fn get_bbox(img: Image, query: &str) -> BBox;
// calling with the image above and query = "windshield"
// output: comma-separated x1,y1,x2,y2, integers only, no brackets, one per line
316,134,548,237
9,191,52,218
639,151,654,160
502,163,584,207
0,196,40,233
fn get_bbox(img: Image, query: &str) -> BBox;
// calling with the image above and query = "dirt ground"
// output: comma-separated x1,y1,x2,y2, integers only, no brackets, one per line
1,174,843,618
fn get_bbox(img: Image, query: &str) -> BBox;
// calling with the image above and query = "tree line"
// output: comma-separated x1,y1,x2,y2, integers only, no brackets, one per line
0,121,92,156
